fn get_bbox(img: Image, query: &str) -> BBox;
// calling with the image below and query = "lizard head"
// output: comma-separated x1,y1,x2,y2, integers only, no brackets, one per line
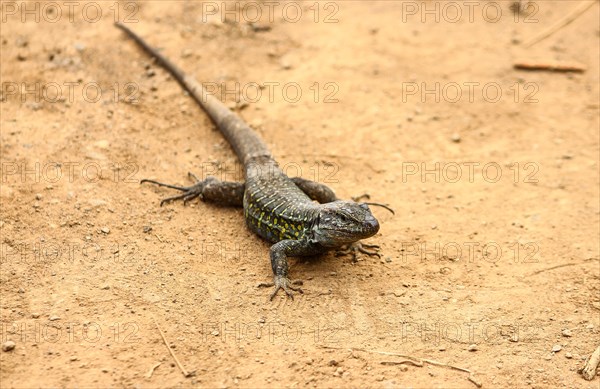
312,201,380,247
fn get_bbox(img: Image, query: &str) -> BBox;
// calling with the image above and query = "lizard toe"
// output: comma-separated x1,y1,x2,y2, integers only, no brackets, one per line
336,241,381,262
261,277,303,300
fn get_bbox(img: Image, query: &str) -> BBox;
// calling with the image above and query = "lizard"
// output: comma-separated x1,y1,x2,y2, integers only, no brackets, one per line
115,22,388,300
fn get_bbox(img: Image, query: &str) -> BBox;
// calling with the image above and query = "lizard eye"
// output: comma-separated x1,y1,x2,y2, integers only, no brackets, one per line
339,214,348,222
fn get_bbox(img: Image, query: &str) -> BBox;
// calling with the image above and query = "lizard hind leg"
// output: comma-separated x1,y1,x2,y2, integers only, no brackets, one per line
141,173,245,207
291,177,338,203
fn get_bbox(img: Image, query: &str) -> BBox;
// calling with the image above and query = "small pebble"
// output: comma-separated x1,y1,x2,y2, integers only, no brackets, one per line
31,313,40,318
561,329,572,337
95,140,109,149
552,344,562,352
250,23,271,32
89,199,106,207
100,227,110,234
451,133,461,143
2,341,16,352
328,359,338,366
565,352,573,359
100,285,110,290
49,315,60,321
468,344,478,352
280,58,292,70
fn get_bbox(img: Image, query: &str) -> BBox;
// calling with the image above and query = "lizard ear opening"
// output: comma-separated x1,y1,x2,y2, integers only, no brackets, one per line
311,212,321,229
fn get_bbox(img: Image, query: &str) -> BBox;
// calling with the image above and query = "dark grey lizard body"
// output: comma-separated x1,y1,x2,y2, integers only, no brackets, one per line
116,23,382,299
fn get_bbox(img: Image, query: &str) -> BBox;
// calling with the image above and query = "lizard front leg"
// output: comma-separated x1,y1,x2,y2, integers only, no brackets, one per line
335,242,381,262
258,239,321,300
142,173,245,207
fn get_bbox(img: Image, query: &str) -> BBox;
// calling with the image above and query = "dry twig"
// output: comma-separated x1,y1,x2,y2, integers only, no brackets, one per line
381,360,424,367
320,345,481,387
528,258,598,276
579,345,600,380
513,61,586,73
154,318,195,378
145,362,161,379
523,1,597,47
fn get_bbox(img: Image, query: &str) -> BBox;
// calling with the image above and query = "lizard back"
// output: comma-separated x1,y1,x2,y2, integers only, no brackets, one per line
244,157,319,243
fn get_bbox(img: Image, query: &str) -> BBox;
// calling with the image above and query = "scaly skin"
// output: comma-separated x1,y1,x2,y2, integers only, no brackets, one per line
116,22,382,300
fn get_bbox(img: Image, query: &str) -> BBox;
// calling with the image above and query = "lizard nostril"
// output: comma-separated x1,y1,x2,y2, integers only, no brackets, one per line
366,216,380,233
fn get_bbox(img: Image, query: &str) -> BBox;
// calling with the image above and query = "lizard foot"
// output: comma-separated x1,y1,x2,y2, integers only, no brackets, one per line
258,277,303,300
336,242,381,262
141,172,209,206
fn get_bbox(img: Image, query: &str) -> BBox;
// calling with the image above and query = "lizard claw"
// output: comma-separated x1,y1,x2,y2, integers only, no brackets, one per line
258,277,303,300
336,241,381,262
141,173,211,206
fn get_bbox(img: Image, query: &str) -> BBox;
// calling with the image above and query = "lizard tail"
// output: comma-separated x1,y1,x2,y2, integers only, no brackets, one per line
115,22,272,165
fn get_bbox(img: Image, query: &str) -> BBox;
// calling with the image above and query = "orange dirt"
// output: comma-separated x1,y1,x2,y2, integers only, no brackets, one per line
1,1,599,388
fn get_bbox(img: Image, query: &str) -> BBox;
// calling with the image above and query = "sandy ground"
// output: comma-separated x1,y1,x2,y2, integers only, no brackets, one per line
1,1,599,388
